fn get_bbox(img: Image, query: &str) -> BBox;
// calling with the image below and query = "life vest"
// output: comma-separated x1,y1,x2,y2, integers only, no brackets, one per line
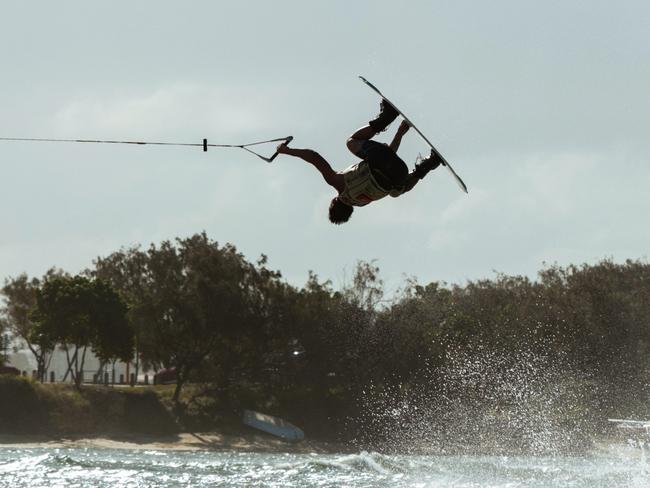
338,161,393,207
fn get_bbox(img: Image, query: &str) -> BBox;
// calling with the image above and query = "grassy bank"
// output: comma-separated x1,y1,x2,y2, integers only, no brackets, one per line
0,375,178,437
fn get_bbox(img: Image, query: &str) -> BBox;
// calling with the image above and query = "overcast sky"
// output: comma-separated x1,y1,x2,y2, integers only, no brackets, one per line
1,1,648,293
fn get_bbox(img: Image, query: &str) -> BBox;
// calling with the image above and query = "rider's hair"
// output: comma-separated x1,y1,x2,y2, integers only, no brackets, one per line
329,197,353,225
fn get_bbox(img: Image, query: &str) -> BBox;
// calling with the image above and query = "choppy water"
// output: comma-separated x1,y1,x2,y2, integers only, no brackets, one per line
1,446,650,487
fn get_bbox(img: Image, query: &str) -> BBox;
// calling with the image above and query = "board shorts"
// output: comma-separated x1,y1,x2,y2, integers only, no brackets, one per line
355,140,408,191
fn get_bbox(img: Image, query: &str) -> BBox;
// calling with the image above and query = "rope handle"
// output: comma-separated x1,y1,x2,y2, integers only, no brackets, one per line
265,136,293,163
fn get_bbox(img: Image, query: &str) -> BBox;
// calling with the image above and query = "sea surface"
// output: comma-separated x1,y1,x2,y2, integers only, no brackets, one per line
1,446,650,487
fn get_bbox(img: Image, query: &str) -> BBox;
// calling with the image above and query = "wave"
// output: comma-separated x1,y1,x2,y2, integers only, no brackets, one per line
2,447,650,488
307,451,406,474
0,452,50,474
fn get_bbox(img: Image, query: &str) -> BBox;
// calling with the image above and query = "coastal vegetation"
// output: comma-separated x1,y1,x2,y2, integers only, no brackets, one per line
2,232,650,452
0,375,176,437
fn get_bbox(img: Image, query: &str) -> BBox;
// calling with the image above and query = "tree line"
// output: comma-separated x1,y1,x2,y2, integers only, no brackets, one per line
2,232,649,443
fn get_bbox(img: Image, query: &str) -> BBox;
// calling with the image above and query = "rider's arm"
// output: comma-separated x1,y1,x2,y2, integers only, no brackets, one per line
389,173,420,198
277,144,344,192
401,173,420,193
389,120,410,152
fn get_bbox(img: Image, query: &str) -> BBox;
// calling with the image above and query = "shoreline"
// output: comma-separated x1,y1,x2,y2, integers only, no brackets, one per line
1,433,643,458
0,432,350,453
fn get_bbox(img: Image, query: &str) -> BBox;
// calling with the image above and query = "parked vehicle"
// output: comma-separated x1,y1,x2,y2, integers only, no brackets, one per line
154,367,177,385
0,365,21,376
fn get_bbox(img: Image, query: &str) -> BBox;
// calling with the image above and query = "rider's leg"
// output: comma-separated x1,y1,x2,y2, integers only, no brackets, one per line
368,99,399,133
346,99,399,156
346,125,377,156
412,150,444,180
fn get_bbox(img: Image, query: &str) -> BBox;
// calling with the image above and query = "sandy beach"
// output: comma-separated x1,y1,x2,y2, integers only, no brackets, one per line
0,432,347,453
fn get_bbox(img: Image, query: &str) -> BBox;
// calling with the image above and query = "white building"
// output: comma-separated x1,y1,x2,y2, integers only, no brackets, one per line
4,333,152,384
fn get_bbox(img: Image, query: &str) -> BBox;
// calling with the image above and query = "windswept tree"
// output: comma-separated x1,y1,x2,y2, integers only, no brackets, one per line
268,268,375,430
95,233,263,409
1,270,65,381
0,313,6,366
32,275,130,389
89,280,134,382
92,247,148,380
237,255,299,392
538,260,650,389
343,260,385,312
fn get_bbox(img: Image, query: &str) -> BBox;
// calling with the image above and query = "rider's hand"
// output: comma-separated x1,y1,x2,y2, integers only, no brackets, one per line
276,142,289,154
397,120,411,135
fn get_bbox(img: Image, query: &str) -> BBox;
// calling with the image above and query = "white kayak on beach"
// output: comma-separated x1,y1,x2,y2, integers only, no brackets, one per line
242,410,305,441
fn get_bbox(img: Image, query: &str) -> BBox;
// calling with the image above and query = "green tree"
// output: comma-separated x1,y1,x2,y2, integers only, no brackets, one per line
89,280,134,381
1,271,64,381
0,319,7,366
32,275,130,389
95,233,261,409
92,247,148,381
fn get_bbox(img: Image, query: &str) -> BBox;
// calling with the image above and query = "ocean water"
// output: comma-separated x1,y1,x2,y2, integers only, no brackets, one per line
1,446,650,487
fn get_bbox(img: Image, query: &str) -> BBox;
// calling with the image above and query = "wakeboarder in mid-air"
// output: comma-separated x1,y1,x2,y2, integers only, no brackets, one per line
0,76,465,221
276,99,443,224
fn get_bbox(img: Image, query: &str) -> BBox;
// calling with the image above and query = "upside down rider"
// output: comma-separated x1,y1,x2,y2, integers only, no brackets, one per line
276,100,443,224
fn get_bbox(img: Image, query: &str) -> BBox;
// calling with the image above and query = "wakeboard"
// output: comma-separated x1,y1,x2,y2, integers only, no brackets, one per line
359,75,468,193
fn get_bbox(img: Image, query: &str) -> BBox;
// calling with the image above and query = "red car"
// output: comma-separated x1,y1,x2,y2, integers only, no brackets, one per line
0,365,21,376
154,367,177,385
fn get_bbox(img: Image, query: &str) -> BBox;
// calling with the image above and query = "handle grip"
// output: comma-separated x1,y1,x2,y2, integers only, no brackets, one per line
267,136,293,163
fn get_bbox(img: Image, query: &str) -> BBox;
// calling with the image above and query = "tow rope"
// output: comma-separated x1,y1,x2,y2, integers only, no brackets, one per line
0,135,293,163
